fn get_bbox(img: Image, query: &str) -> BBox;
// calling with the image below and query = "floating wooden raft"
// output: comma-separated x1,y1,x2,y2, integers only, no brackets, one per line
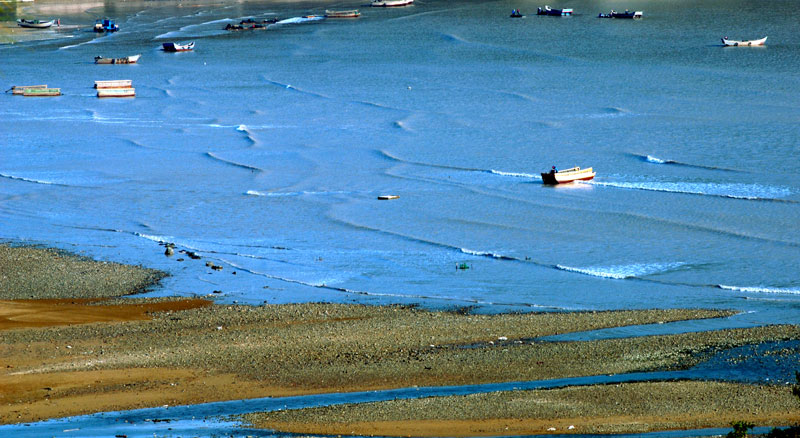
97,88,135,98
23,87,61,96
11,84,47,95
94,79,132,89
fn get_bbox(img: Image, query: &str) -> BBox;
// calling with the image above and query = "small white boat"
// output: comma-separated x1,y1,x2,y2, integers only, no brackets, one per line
371,0,414,7
94,54,141,64
17,19,55,28
721,36,767,46
377,195,400,200
97,88,135,98
325,9,361,18
541,166,595,185
94,79,133,89
162,42,194,52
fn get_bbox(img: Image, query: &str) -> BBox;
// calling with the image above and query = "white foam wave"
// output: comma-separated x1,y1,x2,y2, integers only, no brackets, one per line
556,262,685,279
134,233,175,244
718,285,800,295
460,248,505,259
490,169,537,179
246,190,350,197
592,180,792,200
646,155,666,164
276,16,325,25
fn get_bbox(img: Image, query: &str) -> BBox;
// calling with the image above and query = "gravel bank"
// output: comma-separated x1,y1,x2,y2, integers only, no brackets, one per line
0,243,165,299
245,381,800,436
1,244,798,434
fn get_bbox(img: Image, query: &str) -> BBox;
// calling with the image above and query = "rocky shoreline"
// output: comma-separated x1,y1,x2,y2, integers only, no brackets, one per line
1,244,798,434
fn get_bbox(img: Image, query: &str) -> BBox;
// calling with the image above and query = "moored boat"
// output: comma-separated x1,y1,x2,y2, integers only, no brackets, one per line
371,0,414,7
97,88,135,98
721,36,767,46
23,88,61,97
537,5,572,16
17,19,55,28
541,166,595,185
162,41,194,52
94,79,133,89
598,10,642,19
10,84,47,95
94,18,119,32
325,9,361,18
94,54,141,64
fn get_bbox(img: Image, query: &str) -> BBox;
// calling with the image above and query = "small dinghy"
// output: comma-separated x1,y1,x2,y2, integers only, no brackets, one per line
721,36,767,46
162,42,194,52
94,54,141,64
17,19,55,28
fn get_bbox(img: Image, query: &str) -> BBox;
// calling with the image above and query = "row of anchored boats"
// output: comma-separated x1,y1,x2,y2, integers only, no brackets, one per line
512,6,637,18
7,80,135,98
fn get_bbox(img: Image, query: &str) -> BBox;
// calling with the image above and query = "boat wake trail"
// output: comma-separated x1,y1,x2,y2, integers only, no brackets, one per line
590,180,794,201
630,153,744,172
154,18,230,39
380,150,540,180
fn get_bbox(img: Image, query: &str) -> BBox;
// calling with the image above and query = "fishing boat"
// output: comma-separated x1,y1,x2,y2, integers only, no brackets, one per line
510,9,524,17
325,9,361,18
377,195,400,200
537,5,573,16
93,18,119,32
9,84,47,95
97,88,135,98
94,79,132,89
721,36,767,46
371,0,414,7
162,42,194,52
94,54,141,64
17,19,55,28
541,166,595,185
23,88,61,97
598,10,642,19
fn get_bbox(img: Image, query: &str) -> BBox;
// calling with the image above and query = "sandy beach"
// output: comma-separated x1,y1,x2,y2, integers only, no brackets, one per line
1,243,799,433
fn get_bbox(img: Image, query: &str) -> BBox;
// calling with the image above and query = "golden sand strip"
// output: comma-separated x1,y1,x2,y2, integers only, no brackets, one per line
245,381,800,436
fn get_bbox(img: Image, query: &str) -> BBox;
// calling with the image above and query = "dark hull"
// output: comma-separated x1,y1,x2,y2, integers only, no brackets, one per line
541,172,558,185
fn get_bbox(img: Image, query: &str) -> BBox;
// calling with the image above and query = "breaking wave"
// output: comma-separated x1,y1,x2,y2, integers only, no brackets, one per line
631,153,743,172
556,262,686,279
717,285,800,295
205,152,263,173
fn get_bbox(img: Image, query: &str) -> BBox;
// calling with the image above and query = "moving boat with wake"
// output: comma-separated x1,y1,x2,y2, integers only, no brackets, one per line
541,166,595,184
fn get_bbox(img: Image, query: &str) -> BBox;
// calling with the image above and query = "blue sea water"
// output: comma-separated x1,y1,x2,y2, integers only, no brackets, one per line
1,0,799,434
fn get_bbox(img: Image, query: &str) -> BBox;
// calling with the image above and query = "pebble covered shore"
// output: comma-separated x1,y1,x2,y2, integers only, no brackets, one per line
1,244,798,434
